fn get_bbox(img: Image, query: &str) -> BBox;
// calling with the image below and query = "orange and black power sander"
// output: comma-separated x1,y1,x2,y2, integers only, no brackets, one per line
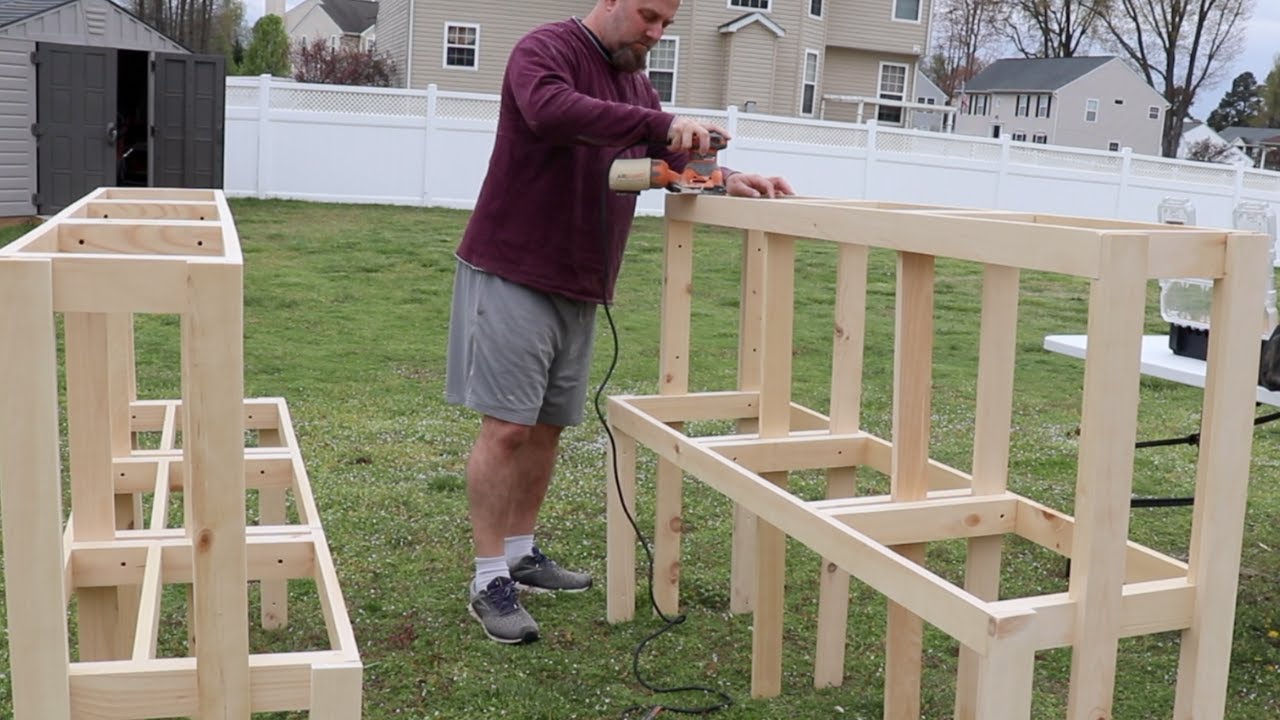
608,131,728,194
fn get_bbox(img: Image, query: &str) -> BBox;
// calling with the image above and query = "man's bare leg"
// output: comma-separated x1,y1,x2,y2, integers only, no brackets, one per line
506,422,563,537
466,415,539,558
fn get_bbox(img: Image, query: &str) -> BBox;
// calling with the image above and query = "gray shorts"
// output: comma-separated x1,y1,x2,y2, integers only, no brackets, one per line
446,260,597,427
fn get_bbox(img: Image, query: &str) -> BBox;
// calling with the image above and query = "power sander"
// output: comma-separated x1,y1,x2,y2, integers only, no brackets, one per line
608,131,728,194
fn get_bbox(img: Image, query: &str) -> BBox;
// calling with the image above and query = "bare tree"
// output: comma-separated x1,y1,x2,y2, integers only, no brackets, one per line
131,0,241,55
925,0,1007,99
1090,0,1253,157
1005,0,1104,58
1185,137,1240,163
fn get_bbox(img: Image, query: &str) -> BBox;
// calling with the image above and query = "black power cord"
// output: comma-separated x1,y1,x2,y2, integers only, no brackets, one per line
593,146,733,719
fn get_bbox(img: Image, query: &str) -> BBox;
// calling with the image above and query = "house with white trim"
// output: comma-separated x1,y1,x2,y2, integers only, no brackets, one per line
372,0,933,123
270,0,378,52
954,56,1166,155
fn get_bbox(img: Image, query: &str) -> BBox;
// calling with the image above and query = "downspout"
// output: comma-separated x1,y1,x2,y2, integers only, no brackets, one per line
405,0,415,88
1052,92,1060,143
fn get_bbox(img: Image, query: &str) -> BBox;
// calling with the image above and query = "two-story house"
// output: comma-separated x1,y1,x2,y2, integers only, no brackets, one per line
954,56,1167,155
373,0,932,123
270,0,378,52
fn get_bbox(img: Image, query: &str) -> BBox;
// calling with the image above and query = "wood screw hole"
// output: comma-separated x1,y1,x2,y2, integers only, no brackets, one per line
77,239,85,245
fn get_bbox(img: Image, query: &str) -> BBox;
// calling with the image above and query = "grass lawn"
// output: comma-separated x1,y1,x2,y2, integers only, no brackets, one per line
2,198,1280,718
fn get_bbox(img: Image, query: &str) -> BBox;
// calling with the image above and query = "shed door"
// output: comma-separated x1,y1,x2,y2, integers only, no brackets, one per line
0,38,35,218
151,52,225,188
35,42,117,214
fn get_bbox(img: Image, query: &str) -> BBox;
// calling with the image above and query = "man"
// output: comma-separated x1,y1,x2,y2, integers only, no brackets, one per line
446,0,795,644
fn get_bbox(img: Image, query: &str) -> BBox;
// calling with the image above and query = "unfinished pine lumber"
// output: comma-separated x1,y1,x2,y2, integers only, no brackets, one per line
0,187,362,719
605,194,1268,720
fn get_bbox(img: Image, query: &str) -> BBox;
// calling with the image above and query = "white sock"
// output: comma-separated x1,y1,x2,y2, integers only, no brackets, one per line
472,555,508,595
504,534,535,566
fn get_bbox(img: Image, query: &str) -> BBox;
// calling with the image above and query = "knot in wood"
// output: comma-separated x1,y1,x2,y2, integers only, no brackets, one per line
196,528,214,552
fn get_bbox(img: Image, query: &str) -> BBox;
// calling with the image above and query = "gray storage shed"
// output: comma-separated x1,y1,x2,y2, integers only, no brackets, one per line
0,0,225,216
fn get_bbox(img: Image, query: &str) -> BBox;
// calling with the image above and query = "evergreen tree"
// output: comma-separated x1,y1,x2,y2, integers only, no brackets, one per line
1256,54,1280,129
1206,71,1263,131
240,14,291,77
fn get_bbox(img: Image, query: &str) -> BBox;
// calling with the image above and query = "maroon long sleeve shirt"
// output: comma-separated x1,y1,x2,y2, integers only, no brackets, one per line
455,18,684,304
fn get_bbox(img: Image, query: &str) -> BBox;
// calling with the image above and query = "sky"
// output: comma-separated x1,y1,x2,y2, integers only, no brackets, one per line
1190,1,1280,119
244,0,1278,121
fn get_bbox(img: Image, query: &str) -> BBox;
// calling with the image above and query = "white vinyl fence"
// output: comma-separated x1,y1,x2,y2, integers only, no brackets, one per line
225,75,1280,229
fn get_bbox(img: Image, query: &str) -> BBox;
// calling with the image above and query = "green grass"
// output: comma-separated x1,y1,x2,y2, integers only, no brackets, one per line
3,199,1280,718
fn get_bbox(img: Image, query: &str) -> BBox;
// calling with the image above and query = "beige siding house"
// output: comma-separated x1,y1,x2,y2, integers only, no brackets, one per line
954,56,1167,156
376,0,932,123
275,0,378,52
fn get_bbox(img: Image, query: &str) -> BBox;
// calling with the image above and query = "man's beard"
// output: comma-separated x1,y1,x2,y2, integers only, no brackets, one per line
610,43,649,73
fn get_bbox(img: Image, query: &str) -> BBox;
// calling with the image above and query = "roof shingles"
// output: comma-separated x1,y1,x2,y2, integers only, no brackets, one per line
0,0,76,27
964,56,1113,93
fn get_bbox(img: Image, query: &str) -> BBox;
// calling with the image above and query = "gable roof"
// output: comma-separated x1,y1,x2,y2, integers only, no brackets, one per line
964,56,1114,93
718,11,785,38
0,0,74,27
914,68,946,101
1219,126,1280,145
320,0,376,34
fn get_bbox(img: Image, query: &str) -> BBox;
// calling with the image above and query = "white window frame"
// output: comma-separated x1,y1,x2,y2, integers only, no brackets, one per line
892,0,922,23
967,94,989,116
809,0,823,19
1035,94,1052,118
1011,131,1027,142
729,0,770,11
1032,132,1048,144
443,22,480,70
328,34,339,50
1085,98,1099,123
1015,94,1030,117
646,37,679,105
1108,140,1121,151
877,61,909,124
801,49,820,116
1148,105,1160,120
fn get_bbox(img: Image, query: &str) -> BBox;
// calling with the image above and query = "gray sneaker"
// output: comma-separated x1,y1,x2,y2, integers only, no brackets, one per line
469,576,539,644
509,546,593,593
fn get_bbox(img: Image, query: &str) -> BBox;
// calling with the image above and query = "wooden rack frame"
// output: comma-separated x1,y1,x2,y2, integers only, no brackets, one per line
605,194,1269,720
0,188,361,719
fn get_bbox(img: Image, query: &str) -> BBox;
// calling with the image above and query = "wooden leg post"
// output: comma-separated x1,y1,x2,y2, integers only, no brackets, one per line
731,229,766,615
0,258,72,720
1172,231,1269,719
885,252,935,720
606,426,638,623
1066,238,1147,720
310,662,364,719
814,243,869,689
259,427,289,629
184,262,250,718
750,233,796,698
955,264,1020,719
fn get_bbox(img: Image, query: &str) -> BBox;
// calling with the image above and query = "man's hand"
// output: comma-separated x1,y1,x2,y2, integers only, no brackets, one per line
726,172,795,199
667,117,730,153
